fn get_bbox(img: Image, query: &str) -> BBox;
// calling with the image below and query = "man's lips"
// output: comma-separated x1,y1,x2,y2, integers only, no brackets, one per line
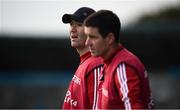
70,34,78,41
89,48,95,52
71,36,78,38
71,33,78,38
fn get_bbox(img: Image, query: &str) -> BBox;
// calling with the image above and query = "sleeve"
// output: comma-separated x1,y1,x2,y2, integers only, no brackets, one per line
86,66,101,109
86,70,94,108
114,63,144,109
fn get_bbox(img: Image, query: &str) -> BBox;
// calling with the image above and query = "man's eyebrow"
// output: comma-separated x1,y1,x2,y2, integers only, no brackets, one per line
88,34,97,38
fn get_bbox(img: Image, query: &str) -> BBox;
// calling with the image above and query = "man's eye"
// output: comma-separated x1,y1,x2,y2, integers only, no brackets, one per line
89,36,96,39
70,23,72,26
77,24,82,26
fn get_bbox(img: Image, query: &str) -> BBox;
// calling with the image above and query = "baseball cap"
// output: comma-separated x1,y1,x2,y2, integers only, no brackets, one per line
62,7,95,24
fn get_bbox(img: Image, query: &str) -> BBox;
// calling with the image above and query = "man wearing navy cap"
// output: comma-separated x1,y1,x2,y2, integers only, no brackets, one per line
61,7,103,109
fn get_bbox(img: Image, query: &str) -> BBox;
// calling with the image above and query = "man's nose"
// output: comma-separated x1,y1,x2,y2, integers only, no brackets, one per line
70,25,77,32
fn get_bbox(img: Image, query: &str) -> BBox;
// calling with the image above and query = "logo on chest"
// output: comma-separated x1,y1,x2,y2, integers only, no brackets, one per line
72,75,81,85
64,90,78,107
102,88,108,97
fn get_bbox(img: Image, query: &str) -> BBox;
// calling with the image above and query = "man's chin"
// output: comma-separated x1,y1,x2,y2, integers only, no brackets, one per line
71,43,78,48
91,53,99,57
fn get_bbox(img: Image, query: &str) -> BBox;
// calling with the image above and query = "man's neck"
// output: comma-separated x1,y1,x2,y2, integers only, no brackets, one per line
102,43,120,62
76,47,89,56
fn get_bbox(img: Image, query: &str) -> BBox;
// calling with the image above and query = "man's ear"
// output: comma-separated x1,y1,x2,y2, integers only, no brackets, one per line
106,33,115,45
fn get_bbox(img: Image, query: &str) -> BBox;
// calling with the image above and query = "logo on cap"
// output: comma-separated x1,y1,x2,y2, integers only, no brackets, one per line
83,12,88,16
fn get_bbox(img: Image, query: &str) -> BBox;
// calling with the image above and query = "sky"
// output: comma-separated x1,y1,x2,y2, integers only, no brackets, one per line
0,0,180,37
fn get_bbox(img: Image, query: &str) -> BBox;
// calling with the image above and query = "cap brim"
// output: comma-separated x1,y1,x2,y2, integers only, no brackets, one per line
62,14,73,23
62,14,83,24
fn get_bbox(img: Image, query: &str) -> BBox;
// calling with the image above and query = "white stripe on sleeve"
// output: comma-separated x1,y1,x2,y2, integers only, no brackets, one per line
93,67,101,110
93,68,97,109
117,63,131,110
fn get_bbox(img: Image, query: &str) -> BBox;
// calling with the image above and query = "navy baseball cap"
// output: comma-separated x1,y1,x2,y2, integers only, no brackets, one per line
62,7,95,23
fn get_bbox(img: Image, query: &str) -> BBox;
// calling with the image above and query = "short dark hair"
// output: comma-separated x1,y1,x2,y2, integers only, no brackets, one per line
84,10,121,43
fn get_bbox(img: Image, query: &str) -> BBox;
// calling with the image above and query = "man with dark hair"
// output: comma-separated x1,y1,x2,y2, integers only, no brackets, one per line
84,10,154,109
61,7,103,109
